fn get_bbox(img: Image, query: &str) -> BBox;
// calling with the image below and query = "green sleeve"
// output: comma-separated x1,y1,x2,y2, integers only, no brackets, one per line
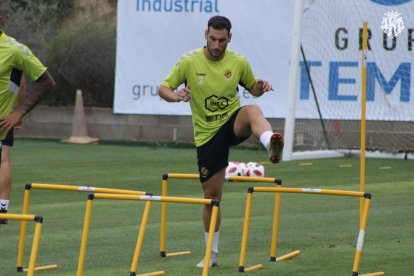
239,58,257,91
13,44,47,81
162,58,186,90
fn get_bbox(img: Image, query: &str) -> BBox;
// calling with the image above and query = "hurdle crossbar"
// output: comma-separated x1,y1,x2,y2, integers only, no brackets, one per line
160,173,279,257
1,213,46,276
77,193,220,276
239,186,383,275
17,183,146,272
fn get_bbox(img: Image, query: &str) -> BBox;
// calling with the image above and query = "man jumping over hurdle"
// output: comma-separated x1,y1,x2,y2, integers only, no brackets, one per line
158,15,284,267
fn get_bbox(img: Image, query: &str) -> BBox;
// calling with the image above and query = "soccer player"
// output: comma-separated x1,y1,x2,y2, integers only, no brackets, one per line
158,15,284,267
0,15,55,224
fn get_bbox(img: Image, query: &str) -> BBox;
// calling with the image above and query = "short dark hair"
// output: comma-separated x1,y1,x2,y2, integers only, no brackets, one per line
208,16,232,33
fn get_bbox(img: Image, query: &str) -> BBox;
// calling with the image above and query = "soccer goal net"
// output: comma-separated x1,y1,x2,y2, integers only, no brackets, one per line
285,0,414,160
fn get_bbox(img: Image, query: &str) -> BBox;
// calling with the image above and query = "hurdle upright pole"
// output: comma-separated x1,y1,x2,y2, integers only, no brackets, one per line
352,195,371,275
360,21,368,226
238,188,255,272
130,201,152,275
26,217,43,276
76,195,94,276
160,174,168,257
203,202,219,276
17,184,32,271
269,180,300,262
270,180,282,260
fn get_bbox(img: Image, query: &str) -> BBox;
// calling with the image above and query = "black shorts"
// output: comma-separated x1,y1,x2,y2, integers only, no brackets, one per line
0,129,14,147
197,108,249,183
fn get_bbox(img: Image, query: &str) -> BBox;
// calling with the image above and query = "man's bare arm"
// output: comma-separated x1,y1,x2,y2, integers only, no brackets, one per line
249,79,273,97
0,70,55,133
19,71,55,116
158,84,191,102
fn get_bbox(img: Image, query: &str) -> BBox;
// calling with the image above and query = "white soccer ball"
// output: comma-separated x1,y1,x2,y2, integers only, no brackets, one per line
246,162,257,169
246,162,265,177
225,161,243,177
238,162,248,176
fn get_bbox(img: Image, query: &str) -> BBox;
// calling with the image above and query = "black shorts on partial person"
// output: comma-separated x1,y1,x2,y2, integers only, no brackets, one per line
197,108,249,183
0,128,14,147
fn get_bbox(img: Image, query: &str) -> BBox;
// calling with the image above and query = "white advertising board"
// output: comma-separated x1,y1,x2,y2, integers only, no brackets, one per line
114,0,295,117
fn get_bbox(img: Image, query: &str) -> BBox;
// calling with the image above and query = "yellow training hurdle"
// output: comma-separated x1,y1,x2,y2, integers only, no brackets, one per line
1,213,49,276
76,193,220,276
160,173,279,258
17,183,146,272
238,185,384,276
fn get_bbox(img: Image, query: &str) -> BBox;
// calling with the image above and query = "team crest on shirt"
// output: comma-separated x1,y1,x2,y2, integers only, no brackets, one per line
224,69,232,79
200,167,209,178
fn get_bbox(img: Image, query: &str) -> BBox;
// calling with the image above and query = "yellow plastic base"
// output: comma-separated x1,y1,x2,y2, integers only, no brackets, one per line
166,251,192,257
137,271,166,276
244,264,263,272
276,250,301,261
23,264,58,272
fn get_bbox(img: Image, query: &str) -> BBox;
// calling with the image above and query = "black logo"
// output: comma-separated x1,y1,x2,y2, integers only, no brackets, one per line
205,95,229,112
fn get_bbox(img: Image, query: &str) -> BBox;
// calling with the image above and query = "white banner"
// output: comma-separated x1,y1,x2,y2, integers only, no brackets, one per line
114,0,295,117
298,0,414,121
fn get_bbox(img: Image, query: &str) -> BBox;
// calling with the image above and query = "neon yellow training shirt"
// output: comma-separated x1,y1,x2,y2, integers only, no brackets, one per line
162,47,257,147
0,32,47,140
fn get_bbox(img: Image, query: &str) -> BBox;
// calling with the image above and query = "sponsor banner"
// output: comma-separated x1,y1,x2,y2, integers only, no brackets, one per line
114,0,295,117
298,0,414,121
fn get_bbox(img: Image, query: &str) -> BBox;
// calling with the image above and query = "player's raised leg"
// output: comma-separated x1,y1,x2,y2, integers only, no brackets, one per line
234,105,284,163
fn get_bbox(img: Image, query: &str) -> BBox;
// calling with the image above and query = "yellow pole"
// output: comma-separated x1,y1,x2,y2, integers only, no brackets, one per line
27,218,43,276
0,213,35,220
76,197,94,276
359,272,385,276
239,190,253,271
160,176,168,256
202,204,219,276
253,187,366,198
94,193,213,205
270,183,282,260
352,197,371,274
130,201,152,274
167,173,199,179
226,176,277,183
31,183,145,195
360,22,368,226
244,264,264,272
166,173,278,184
22,264,59,272
17,187,31,270
276,250,301,261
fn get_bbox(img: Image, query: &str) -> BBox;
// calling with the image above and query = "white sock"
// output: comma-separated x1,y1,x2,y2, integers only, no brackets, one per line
204,231,219,253
0,199,9,212
260,131,273,151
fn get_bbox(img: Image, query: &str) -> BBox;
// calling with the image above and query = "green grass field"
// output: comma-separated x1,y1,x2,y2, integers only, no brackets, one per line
1,139,413,276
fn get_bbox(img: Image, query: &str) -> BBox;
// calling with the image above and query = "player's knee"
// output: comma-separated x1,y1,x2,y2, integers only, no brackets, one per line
204,190,221,200
249,104,262,114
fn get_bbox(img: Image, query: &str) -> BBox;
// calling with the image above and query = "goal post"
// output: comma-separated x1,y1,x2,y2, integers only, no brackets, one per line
283,0,414,161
